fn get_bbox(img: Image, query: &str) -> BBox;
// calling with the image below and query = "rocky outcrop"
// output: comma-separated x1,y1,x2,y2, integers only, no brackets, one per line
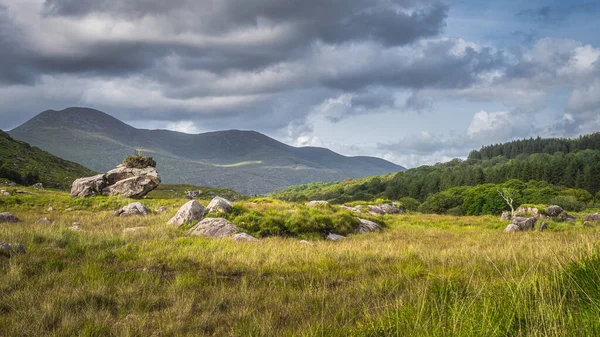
206,197,233,214
71,164,160,199
545,205,564,217
114,202,151,217
31,183,44,189
511,216,538,231
0,212,19,223
340,205,362,213
504,224,521,233
356,218,382,233
500,212,512,221
168,200,205,226
585,213,600,221
188,218,240,238
380,204,404,214
558,212,576,222
368,205,385,215
306,200,329,207
185,190,203,199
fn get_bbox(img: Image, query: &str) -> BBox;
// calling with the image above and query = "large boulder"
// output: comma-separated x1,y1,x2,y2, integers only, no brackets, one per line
511,216,538,231
545,205,564,217
0,212,19,223
206,197,233,214
71,164,160,199
168,200,205,226
188,218,240,238
71,174,107,197
356,218,382,233
114,202,151,217
306,200,329,207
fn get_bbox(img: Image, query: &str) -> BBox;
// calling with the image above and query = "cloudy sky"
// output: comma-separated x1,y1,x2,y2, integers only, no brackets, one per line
0,0,599,167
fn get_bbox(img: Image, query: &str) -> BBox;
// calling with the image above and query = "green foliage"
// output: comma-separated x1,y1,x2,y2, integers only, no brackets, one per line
561,188,594,203
548,196,587,212
123,155,156,169
398,197,421,211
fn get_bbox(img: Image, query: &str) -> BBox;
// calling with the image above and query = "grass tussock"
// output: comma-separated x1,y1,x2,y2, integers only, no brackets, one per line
1,188,600,336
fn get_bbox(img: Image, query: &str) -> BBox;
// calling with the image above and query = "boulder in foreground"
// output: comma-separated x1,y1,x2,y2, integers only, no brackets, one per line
188,218,240,238
168,200,205,226
356,218,382,233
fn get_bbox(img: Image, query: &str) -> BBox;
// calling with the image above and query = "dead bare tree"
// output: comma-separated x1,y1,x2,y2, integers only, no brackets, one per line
498,188,515,216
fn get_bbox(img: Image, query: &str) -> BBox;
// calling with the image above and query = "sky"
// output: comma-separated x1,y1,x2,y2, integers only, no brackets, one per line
0,0,599,168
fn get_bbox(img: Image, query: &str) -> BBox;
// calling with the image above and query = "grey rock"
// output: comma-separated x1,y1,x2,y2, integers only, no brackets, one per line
504,224,521,233
206,196,233,214
155,206,168,214
168,200,205,226
0,243,26,257
539,222,548,232
71,174,107,197
356,218,382,234
500,212,512,221
585,213,600,221
188,218,240,238
72,165,161,199
380,204,404,214
545,205,564,217
47,207,54,211
368,205,385,215
327,233,345,241
185,190,203,199
233,233,259,242
35,217,52,224
306,200,329,207
340,205,362,213
0,212,19,223
0,190,10,196
114,202,151,217
31,183,44,189
511,216,538,231
558,212,576,222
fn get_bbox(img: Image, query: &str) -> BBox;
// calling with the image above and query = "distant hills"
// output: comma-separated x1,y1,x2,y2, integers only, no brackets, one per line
0,130,96,189
8,107,405,194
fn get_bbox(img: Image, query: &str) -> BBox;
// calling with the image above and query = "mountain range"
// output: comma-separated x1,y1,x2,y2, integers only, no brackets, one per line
8,107,404,194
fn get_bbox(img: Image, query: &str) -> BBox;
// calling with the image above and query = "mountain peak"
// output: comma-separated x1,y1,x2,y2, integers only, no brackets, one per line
14,107,134,134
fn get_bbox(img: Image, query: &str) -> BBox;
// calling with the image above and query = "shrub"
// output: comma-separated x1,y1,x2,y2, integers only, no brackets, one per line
548,196,586,212
561,189,594,203
398,197,420,211
123,155,156,169
446,206,464,216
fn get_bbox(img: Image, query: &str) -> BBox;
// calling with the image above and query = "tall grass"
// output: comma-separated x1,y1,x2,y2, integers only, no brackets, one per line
1,189,600,336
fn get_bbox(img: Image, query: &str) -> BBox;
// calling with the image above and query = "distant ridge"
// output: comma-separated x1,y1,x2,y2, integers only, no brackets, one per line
9,107,405,194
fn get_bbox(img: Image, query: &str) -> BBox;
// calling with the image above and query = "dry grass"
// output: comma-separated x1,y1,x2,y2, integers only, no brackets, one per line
1,189,600,336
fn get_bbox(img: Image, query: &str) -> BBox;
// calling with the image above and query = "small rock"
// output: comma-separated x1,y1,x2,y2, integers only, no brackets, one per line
15,190,27,194
356,218,382,233
0,190,10,196
0,212,20,223
558,212,576,222
0,243,26,257
155,206,168,214
123,227,147,233
500,212,512,221
340,205,362,213
168,200,205,226
504,224,521,233
35,217,52,224
545,205,564,217
233,233,259,242
113,202,151,217
585,213,600,221
584,221,593,227
539,222,548,232
306,200,329,207
31,183,44,189
47,207,54,212
380,204,404,215
206,196,233,214
327,233,345,241
68,225,82,231
184,190,203,199
299,240,315,246
65,208,73,212
188,218,240,238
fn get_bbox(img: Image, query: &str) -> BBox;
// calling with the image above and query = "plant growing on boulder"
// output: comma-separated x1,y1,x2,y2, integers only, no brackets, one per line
123,150,156,169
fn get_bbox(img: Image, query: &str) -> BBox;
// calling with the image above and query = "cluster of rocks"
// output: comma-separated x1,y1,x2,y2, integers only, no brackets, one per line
338,202,405,216
184,190,203,199
503,205,580,233
71,160,161,199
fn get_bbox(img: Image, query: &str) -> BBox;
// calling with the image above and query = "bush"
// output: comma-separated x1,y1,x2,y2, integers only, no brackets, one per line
548,196,587,212
446,206,464,216
398,197,421,211
561,189,594,203
123,155,156,169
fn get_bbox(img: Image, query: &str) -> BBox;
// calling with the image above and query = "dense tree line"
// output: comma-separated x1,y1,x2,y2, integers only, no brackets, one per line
469,133,600,160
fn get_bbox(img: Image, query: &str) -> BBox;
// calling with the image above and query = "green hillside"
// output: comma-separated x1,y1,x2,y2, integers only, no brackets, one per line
0,130,96,189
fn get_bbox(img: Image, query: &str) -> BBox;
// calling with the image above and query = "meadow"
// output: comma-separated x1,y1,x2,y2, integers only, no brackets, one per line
1,187,600,336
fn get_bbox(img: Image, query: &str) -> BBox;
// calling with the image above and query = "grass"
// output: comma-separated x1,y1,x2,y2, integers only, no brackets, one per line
1,188,600,336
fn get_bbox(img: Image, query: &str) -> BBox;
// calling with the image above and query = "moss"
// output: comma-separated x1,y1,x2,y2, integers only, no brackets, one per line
123,156,156,169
